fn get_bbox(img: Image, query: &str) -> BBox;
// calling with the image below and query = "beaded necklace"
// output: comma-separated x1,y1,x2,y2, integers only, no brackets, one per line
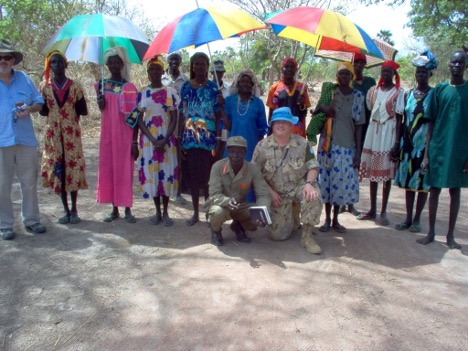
237,98,251,116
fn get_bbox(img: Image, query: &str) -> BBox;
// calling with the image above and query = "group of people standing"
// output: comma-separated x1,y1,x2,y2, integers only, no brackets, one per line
1,38,466,253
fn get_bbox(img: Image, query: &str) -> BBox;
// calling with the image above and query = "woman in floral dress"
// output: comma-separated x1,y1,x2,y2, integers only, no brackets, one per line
394,51,437,233
314,62,365,233
137,55,179,227
40,51,88,224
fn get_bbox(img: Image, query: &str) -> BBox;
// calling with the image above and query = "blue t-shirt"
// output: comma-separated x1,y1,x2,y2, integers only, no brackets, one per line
0,70,44,147
179,80,220,151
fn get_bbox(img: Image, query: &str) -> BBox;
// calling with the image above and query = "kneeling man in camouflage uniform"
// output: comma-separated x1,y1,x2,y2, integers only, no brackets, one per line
205,136,271,246
252,107,323,254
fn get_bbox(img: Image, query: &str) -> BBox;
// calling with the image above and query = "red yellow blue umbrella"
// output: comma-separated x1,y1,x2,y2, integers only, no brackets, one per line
265,7,384,59
144,5,265,59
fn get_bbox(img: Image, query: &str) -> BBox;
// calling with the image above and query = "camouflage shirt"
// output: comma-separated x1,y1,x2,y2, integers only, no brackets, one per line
252,134,318,197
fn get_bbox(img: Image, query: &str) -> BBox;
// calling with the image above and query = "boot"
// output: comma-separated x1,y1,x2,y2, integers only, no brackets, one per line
301,225,321,255
211,229,224,246
230,220,252,243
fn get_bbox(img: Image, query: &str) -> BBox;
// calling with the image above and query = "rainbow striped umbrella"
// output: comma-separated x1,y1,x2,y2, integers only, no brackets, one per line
144,6,265,59
43,14,149,65
265,7,384,59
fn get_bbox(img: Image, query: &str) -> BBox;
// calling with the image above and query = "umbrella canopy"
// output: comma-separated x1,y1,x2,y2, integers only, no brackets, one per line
43,14,149,64
315,37,398,68
144,5,265,59
265,7,384,59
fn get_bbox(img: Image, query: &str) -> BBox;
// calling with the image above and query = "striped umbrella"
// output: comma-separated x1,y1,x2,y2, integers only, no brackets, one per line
42,14,149,65
265,7,384,59
144,5,265,59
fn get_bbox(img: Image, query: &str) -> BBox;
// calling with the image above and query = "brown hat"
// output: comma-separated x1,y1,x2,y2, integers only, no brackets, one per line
0,39,23,65
226,136,247,148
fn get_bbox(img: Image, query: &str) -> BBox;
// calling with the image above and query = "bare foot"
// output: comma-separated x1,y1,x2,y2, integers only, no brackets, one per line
446,237,462,250
416,234,435,245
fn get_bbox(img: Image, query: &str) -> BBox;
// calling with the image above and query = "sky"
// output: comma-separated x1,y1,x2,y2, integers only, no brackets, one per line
135,0,414,56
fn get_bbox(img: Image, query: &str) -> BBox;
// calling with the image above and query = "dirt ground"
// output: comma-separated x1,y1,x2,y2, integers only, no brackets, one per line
1,123,468,351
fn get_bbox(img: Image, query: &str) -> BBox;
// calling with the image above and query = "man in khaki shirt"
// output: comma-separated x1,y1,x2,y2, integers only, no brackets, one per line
252,107,323,254
205,136,271,246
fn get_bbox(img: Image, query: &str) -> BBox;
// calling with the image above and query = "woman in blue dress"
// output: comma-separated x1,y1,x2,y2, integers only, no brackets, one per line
220,69,268,161
394,50,437,233
178,52,221,226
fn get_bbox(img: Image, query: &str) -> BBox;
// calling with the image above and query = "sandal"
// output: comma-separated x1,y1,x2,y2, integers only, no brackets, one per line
69,213,81,224
332,223,346,233
163,218,174,227
395,222,411,231
409,223,421,233
356,212,376,221
149,214,163,225
124,214,136,224
379,218,390,226
58,214,70,224
103,213,119,223
185,216,199,226
319,222,331,232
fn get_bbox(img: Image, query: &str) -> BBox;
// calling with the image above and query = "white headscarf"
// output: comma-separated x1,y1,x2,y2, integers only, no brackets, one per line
103,46,131,82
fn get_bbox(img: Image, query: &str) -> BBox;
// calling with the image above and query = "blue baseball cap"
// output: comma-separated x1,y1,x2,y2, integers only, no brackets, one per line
269,107,299,127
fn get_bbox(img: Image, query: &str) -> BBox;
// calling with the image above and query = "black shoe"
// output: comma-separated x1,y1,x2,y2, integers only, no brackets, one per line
211,230,224,246
230,221,252,243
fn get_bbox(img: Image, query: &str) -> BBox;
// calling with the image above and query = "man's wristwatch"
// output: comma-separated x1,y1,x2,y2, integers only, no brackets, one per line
306,180,318,186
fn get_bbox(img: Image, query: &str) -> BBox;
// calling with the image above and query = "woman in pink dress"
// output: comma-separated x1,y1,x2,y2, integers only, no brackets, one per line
95,47,139,223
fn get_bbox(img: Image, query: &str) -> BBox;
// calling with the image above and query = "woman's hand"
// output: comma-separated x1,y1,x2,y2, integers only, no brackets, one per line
420,157,429,175
178,146,187,161
152,138,166,152
97,95,106,110
313,104,335,117
352,154,361,169
217,92,225,107
390,143,400,162
131,143,139,161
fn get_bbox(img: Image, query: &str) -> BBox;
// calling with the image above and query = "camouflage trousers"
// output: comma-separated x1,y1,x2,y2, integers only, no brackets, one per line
207,203,257,232
269,184,323,241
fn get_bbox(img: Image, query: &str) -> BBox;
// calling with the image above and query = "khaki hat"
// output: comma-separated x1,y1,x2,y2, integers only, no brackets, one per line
0,39,23,65
226,136,247,148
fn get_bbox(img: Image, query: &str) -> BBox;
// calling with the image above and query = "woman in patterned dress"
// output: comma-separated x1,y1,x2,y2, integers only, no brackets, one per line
314,62,365,233
357,60,404,226
95,47,139,223
40,51,88,224
394,51,437,233
178,52,222,226
137,56,179,227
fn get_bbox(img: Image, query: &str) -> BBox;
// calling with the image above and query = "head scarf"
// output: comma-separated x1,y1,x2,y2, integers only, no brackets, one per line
146,55,166,82
229,69,260,97
411,50,438,71
44,50,68,84
379,60,400,89
103,46,131,82
189,52,210,79
353,52,367,64
336,61,355,86
147,55,166,69
281,57,298,70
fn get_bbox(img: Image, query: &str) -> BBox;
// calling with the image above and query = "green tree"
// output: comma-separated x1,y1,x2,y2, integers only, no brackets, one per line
376,29,395,46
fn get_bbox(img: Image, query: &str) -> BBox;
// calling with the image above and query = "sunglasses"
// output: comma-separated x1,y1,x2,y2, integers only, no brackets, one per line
0,55,14,61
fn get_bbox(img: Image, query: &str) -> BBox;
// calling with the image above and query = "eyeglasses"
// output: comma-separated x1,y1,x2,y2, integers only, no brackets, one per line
0,55,14,61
